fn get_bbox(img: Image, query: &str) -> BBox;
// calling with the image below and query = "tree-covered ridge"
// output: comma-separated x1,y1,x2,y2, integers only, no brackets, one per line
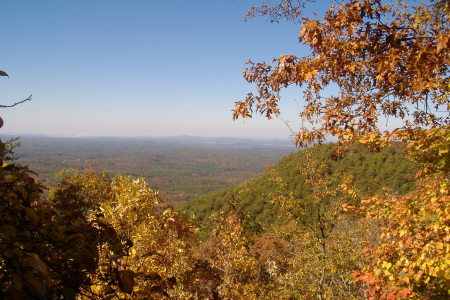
182,142,417,231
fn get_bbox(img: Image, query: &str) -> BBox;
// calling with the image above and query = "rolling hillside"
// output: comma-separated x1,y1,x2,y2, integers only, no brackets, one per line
182,142,418,231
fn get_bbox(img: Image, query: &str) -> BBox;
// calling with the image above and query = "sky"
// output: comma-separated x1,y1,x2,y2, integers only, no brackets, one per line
0,0,330,139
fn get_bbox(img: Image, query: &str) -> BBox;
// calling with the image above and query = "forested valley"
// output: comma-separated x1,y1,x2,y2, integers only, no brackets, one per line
5,135,293,204
1,0,449,299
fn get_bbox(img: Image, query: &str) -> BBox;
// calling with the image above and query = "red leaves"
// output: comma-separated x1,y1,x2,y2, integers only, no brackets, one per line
352,270,371,282
397,288,410,298
386,293,396,300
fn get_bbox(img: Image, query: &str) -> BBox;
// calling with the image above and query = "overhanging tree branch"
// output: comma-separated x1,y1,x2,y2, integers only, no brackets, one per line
0,94,32,108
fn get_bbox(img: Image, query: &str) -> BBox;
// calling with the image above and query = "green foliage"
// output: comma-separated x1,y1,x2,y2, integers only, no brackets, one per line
182,142,417,232
258,150,370,298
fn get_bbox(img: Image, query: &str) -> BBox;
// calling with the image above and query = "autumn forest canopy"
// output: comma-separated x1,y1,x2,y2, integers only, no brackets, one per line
1,0,449,299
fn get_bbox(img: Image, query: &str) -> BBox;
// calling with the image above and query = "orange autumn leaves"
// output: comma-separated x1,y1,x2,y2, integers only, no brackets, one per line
234,0,449,147
236,0,449,298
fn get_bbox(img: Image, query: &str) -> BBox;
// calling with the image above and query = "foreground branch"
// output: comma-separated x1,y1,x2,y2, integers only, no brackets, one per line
0,95,32,108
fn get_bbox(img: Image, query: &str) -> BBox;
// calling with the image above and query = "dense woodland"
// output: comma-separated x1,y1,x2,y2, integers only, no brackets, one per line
1,0,449,299
8,136,293,203
182,142,418,235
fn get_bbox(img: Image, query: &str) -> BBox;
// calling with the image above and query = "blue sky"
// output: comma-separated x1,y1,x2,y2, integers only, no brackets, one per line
0,0,329,139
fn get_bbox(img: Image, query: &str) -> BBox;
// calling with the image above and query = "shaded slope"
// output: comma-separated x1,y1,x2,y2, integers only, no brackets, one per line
181,143,417,230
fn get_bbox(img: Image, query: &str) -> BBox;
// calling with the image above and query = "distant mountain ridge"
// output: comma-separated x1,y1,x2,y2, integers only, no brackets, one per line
0,134,295,150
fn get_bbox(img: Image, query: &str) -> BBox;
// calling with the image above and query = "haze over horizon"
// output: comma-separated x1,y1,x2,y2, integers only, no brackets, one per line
0,0,334,139
0,132,299,143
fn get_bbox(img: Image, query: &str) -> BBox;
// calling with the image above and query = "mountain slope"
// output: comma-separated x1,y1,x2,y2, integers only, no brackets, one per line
181,143,418,231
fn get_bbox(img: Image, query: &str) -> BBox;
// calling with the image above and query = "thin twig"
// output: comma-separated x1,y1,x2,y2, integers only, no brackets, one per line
0,94,32,108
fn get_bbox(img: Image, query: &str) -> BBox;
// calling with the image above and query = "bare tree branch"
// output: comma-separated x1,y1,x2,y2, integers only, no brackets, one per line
0,94,32,108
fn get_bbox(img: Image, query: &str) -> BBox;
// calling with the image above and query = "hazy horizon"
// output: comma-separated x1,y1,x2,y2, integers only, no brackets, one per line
0,132,297,142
